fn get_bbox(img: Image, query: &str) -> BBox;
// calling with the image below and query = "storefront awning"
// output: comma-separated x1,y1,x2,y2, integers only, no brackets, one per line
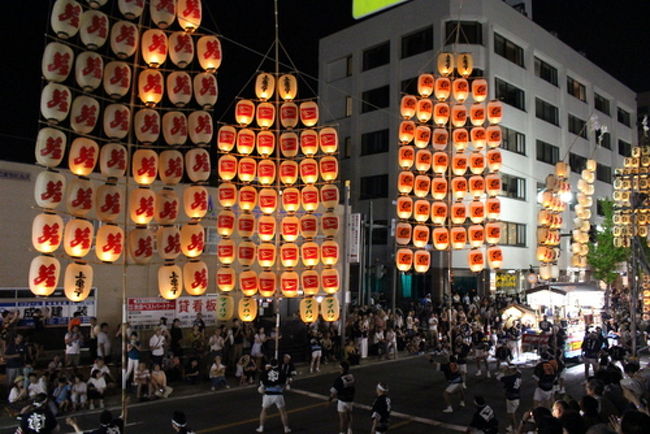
525,282,599,296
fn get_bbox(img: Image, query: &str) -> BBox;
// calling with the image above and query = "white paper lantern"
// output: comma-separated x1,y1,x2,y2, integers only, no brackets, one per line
177,0,202,32
35,171,65,209
51,0,82,39
141,29,168,67
64,218,94,258
40,83,71,123
193,72,218,108
300,101,319,127
132,149,158,185
159,150,184,185
169,31,195,67
133,109,160,144
158,264,182,300
197,36,222,72
103,104,131,139
64,262,93,302
70,96,100,134
180,223,205,258
95,224,124,262
118,0,144,19
35,128,66,168
319,128,338,154
32,213,64,254
128,228,155,264
188,111,213,145
129,187,155,225
138,69,164,106
185,148,211,182
110,20,139,59
167,71,192,107
217,126,236,152
277,74,298,100
162,111,188,145
280,102,299,129
75,51,103,91
95,184,122,222
183,185,208,219
150,0,176,28
280,132,299,157
66,177,95,217
103,61,131,98
155,189,180,225
79,9,109,49
255,73,275,101
257,131,276,157
42,42,74,83
29,255,60,296
183,261,208,296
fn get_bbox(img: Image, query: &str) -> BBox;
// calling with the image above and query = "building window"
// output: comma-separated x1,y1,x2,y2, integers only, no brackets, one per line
596,165,612,184
594,93,610,115
342,136,351,159
617,107,631,127
346,55,353,77
534,57,558,86
361,129,389,155
360,174,388,199
569,153,587,173
535,98,559,126
501,126,526,155
361,85,390,113
567,76,587,102
495,78,525,111
500,221,526,247
501,173,526,200
618,139,632,157
568,114,587,139
494,33,525,67
362,41,390,71
536,140,559,165
372,220,388,245
444,21,483,45
598,131,611,149
401,26,433,59
345,96,353,117
400,77,418,95
596,200,604,216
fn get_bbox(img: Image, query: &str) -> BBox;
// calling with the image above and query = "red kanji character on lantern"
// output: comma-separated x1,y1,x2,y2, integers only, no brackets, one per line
70,227,91,249
204,40,221,60
165,157,183,177
143,74,162,94
75,104,97,127
100,193,120,214
141,114,160,133
191,191,207,210
138,156,157,177
164,233,180,254
188,232,204,251
134,236,153,257
192,153,209,172
107,149,126,169
171,116,187,135
103,232,122,254
136,196,154,217
47,89,69,112
41,181,63,202
157,0,175,13
82,56,102,79
160,201,178,220
199,77,216,96
173,75,190,95
58,2,81,27
86,14,107,38
48,52,71,76
116,24,135,46
33,264,57,287
110,109,129,131
73,146,96,168
110,66,130,87
174,33,193,53
37,223,60,246
182,0,201,18
41,137,63,159
71,188,93,209
195,114,211,134
149,34,166,54
178,299,189,313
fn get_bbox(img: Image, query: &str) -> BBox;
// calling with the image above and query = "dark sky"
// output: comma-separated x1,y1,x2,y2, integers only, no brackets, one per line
1,0,648,164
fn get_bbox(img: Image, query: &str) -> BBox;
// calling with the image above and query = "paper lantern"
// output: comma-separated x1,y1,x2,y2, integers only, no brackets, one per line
434,77,451,101
321,296,340,322
321,240,339,266
159,150,183,185
51,0,82,39
257,131,276,157
239,270,258,297
469,176,485,198
472,79,488,102
300,130,319,156
256,102,276,129
431,177,447,200
280,271,299,298
32,213,63,254
432,128,448,151
216,210,235,237
216,294,235,321
456,53,473,77
432,228,449,250
217,126,236,152
469,153,486,175
235,100,255,126
452,78,469,102
433,103,450,126
254,72,275,101
282,188,300,213
193,72,218,108
257,243,277,268
103,61,131,98
301,242,320,267
218,155,237,181
416,98,433,123
156,226,181,260
66,178,95,218
163,72,192,107
217,239,235,265
467,102,485,126
395,222,412,245
411,126,430,150
258,271,276,298
95,224,124,262
398,146,415,169
451,177,468,199
185,148,210,183
396,196,413,219
64,218,94,258
300,214,319,239
468,249,485,273
399,121,416,144
162,111,188,145
138,68,165,105
182,261,208,296
257,215,276,242
132,149,158,185
197,36,221,71
35,128,66,168
432,152,448,174
300,101,319,127
169,31,194,67
180,223,204,258
217,183,237,209
413,200,430,223
301,270,320,296
431,201,448,225
412,225,430,248
413,175,430,198
396,248,413,272
279,161,298,185
258,188,278,214
487,246,503,269
68,137,98,176
103,104,130,139
150,0,176,28
159,264,182,300
134,109,161,144
321,269,340,295
118,0,144,18
417,74,434,97
280,103,299,129
277,134,297,159
281,216,300,242
452,154,468,176
301,185,320,212
183,186,208,220
414,249,431,273
177,0,202,32
485,222,501,244
400,95,417,119
468,225,485,248
487,101,503,124
40,83,71,123
300,159,319,184
79,9,108,48
237,214,256,239
486,126,501,148
451,104,468,128
74,51,103,91
485,174,501,197
437,52,454,76
129,188,155,225
29,255,60,296
281,243,300,268
320,184,339,209
320,157,338,182
35,171,65,209
486,150,502,172
277,74,298,100
188,111,213,145
96,184,122,222
469,201,485,224
141,29,167,67
486,198,500,219
63,262,92,302
299,298,319,323
415,151,432,174
216,267,236,292
471,127,487,150
238,185,257,211
451,227,467,249
451,202,467,225
452,128,469,151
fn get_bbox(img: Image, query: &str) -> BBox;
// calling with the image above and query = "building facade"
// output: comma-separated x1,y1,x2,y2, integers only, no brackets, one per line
319,0,637,299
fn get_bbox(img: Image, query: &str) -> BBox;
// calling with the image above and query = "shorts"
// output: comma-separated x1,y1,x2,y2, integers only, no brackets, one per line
584,357,598,366
459,363,467,374
475,349,486,359
534,387,554,402
337,400,353,413
506,399,520,414
312,350,322,359
445,383,462,394
262,394,286,409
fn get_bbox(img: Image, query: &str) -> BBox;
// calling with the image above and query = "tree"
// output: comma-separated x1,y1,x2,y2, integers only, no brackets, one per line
587,199,629,291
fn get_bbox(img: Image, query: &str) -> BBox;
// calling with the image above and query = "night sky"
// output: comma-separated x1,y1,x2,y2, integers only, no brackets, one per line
1,0,648,164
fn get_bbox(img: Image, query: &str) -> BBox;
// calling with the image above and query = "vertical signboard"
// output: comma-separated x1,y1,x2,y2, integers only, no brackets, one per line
348,213,361,263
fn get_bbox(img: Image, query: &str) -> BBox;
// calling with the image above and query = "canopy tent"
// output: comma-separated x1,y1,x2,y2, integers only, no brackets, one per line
501,303,537,327
525,282,603,310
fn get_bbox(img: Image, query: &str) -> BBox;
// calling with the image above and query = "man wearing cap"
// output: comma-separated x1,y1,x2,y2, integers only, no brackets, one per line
17,393,58,434
66,405,126,433
329,361,355,434
370,383,391,434
256,359,291,433
496,364,522,432
171,411,195,434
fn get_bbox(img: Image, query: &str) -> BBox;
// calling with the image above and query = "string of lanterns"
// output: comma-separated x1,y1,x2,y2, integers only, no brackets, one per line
395,52,504,274
613,144,650,247
571,160,596,269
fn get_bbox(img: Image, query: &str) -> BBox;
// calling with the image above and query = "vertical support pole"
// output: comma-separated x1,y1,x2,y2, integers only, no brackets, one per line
367,201,374,305
341,181,351,355
273,0,281,362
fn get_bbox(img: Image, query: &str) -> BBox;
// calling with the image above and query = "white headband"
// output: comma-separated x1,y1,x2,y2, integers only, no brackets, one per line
376,383,389,392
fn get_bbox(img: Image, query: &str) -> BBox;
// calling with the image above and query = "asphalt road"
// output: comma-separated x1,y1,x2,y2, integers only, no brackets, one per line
1,355,591,434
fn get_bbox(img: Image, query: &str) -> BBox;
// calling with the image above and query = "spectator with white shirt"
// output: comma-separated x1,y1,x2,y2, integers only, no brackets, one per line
27,372,47,398
96,322,111,363
64,326,82,368
87,369,107,410
70,374,87,410
149,327,166,367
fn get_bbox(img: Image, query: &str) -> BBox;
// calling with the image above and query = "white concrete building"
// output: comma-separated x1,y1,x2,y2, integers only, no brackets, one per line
318,0,636,298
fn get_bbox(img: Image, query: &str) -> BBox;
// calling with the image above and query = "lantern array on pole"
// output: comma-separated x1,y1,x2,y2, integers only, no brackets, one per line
571,159,597,268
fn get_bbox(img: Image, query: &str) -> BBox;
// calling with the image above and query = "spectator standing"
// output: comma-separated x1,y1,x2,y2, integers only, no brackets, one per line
208,328,225,360
280,354,296,388
310,333,323,373
5,334,26,386
170,318,183,356
252,327,267,369
582,330,602,379
96,323,111,363
88,317,98,362
64,326,82,368
230,319,244,370
123,332,141,388
149,327,166,367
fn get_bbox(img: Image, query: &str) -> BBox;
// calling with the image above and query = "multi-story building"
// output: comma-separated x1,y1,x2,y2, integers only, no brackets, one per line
319,0,637,300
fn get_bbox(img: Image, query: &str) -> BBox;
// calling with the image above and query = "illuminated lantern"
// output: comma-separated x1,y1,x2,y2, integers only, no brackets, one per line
68,137,99,176
256,271,275,298
300,101,319,127
451,227,467,249
468,249,485,272
66,178,95,218
469,152,486,175
300,159,319,184
96,184,122,222
183,261,208,296
300,130,319,156
485,174,501,197
431,177,447,200
79,10,108,49
196,36,221,71
35,128,66,168
299,298,319,323
432,128,448,151
158,264,182,300
216,210,235,237
64,218,94,258
40,83,71,123
177,0,202,32
470,103,486,126
301,185,320,212
302,242,320,267
451,202,467,224
255,72,275,100
129,187,155,225
42,42,73,83
451,104,467,128
469,176,485,198
321,296,340,322
414,175,430,198
157,226,181,260
487,246,503,269
414,126,431,149
433,103,450,126
141,29,167,67
217,125,236,152
215,295,235,321
451,177,468,199
256,102,276,129
416,98,433,123
257,131,276,157
51,0,82,38
321,241,339,266
162,111,188,145
395,222,412,245
456,53,473,77
399,121,416,144
485,222,501,244
277,73,298,100
452,154,468,176
95,224,124,262
468,225,485,248
414,250,431,273
452,128,469,151
412,225,429,248
217,239,235,265
118,0,144,18
555,162,569,178
396,196,413,219
259,188,278,214
131,149,158,185
279,133,299,158
237,214,256,239
471,79,488,102
486,126,501,148
216,267,236,292
301,270,320,296
235,129,255,155
103,61,131,98
238,270,258,297
469,201,485,223
487,150,502,172
487,101,503,124
218,155,237,181
111,20,140,59
413,200,430,223
185,148,211,183
321,184,339,209
400,95,417,119
32,213,63,254
180,223,204,258
432,228,449,250
396,248,413,272
254,216,276,242
238,186,257,212
282,188,301,213
280,103,299,129
452,78,469,102
471,127,487,150
29,255,60,296
320,157,338,182
236,158,256,184
437,52,454,76
150,0,176,28
235,100,255,126
417,74,434,97
300,214,319,239
103,104,130,139
188,111,213,145
321,269,340,295
432,152,448,174
193,72,218,108
281,243,299,268
217,183,237,209
280,271,299,298
399,146,415,169
134,109,161,143
279,161,298,185
257,243,276,268
169,31,194,67
183,186,208,220
159,150,184,185
434,77,451,101
431,201,447,225
281,216,300,242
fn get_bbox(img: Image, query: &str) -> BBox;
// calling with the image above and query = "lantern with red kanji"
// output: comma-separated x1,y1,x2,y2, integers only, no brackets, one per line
416,98,433,123
487,246,503,269
413,126,431,149
471,79,488,102
183,261,208,296
470,127,486,150
99,143,127,179
217,182,237,208
216,210,235,237
282,188,300,213
300,101,319,127
103,103,131,139
413,200,430,223
280,243,299,268
430,177,447,200
395,222,412,246
197,35,222,72
398,146,415,169
321,241,339,266
257,243,276,268
188,111,213,145
162,111,188,145
238,186,257,212
396,196,413,219
433,228,449,250
129,187,155,225
318,127,337,154
412,225,429,248
485,174,501,197
216,268,235,292
257,131,276,157
300,214,319,239
257,215,276,242
281,216,300,242
95,224,124,263
451,104,467,128
239,270,258,297
415,150,432,173
180,223,204,258
258,271,276,297
150,0,176,28
452,78,469,102
156,226,181,260
451,202,467,225
141,29,168,68
64,218,94,258
469,176,485,198
485,222,501,244
433,103,450,126
237,214,256,239
487,150,502,172
103,61,131,98
300,130,319,157
486,126,502,148
280,271,299,298
399,121,415,144
178,0,202,32
469,201,485,224
134,109,161,144
400,95,417,120
468,225,485,248
432,152,448,175
40,83,71,123
159,264,182,300
96,184,122,223
396,248,413,272
258,188,278,214
68,137,99,176
434,77,451,101
235,100,255,126
131,149,158,185
486,198,500,219
32,213,63,254
217,239,235,265
301,242,320,267
169,31,194,67
280,103,298,129
469,152,485,175
154,188,179,225
417,74,434,97
414,249,431,273
29,255,60,296
279,133,298,158
451,176,468,200
51,0,82,39
138,69,164,106
301,185,320,212
322,269,340,294
413,175,430,199
300,159,319,184
70,96,100,134
431,201,447,225
470,103,486,126
452,154,468,176
35,128,66,168
217,125,236,152
432,128,448,151
66,178,95,218
79,10,108,49
451,227,467,249
452,128,469,151
185,148,211,183
183,186,208,220
193,72,218,109
468,249,485,273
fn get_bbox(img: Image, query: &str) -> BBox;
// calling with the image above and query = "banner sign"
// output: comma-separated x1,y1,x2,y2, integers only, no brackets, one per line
127,295,218,328
348,213,361,263
0,288,96,327
353,0,409,19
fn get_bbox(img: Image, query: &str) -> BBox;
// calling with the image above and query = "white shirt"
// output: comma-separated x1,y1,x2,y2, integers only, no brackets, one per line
149,334,165,356
87,376,107,393
97,331,110,357
28,379,47,398
8,386,24,403
65,332,81,354
209,335,224,352
428,317,438,331
91,363,111,377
